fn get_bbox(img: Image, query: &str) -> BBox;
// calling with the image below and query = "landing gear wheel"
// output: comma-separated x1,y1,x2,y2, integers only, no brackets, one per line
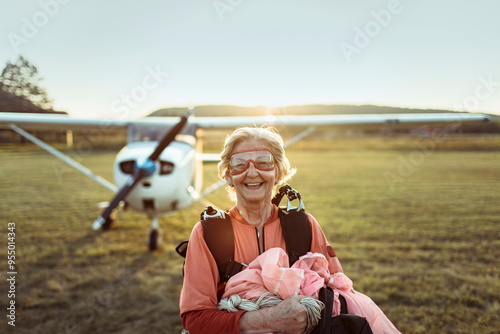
148,228,162,251
99,208,117,231
101,217,114,231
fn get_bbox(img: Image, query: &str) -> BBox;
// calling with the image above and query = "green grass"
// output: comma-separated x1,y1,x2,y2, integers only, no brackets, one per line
0,135,499,333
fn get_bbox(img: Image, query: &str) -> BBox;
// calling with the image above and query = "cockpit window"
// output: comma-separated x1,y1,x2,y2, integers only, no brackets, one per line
159,161,174,175
119,160,135,175
127,123,196,146
120,160,174,175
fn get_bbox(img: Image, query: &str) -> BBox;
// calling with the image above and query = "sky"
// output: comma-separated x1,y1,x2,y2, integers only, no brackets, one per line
1,0,499,119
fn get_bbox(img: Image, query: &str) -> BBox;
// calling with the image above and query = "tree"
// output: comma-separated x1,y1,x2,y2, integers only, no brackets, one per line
0,56,53,112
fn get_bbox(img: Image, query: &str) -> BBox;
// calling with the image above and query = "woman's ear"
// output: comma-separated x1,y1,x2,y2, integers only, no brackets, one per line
225,170,234,187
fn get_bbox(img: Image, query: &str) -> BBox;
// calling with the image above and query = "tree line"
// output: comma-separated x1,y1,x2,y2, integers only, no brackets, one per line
0,55,60,114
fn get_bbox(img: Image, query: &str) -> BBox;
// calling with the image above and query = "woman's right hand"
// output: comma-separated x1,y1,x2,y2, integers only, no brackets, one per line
239,295,309,334
271,295,309,333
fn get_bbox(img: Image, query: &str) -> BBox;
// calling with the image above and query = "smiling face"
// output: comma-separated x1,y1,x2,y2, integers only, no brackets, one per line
225,139,277,207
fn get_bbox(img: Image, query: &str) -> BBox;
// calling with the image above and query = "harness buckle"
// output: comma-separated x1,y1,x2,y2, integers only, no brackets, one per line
201,206,227,221
272,185,306,213
285,187,305,212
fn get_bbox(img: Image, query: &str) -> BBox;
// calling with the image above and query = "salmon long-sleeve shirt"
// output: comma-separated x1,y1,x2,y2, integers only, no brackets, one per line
179,205,343,334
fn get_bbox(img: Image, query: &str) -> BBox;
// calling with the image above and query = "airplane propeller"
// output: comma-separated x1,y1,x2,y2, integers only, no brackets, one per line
92,108,194,232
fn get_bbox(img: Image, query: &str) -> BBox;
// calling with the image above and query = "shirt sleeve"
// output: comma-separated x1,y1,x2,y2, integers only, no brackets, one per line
180,222,219,313
181,309,246,334
307,213,344,274
179,222,246,333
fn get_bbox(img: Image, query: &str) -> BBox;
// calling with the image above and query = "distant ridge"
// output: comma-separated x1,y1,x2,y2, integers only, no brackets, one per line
149,104,469,117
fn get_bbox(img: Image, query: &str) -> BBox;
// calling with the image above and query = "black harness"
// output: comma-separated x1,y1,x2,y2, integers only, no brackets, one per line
176,186,312,287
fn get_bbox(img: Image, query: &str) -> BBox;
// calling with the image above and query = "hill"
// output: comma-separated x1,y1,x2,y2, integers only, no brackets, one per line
149,104,477,117
149,104,499,134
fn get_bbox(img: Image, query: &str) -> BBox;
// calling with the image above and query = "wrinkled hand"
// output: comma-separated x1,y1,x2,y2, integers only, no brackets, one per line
239,295,310,334
270,295,309,334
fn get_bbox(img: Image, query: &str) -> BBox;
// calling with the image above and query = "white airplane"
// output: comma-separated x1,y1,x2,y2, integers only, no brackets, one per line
0,109,490,250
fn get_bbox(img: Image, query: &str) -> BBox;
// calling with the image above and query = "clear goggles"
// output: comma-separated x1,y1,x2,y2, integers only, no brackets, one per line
229,148,276,175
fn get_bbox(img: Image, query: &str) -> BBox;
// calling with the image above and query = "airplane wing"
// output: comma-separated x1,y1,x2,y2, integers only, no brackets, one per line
190,113,490,129
0,111,490,131
0,112,132,130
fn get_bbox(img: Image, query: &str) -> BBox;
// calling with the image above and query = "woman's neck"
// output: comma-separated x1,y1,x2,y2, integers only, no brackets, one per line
237,201,273,229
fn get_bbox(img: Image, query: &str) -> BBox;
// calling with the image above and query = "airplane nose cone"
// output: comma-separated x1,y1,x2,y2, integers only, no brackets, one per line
135,158,156,177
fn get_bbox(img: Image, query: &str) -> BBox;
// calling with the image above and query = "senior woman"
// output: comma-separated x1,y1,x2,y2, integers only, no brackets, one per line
179,126,343,334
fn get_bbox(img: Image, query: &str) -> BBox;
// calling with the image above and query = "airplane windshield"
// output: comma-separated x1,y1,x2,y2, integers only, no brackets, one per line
127,123,196,146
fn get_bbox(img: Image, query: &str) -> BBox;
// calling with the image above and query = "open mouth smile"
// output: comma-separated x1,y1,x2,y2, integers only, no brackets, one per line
244,182,263,188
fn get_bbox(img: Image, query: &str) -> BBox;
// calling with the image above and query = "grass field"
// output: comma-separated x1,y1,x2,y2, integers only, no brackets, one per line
0,135,499,333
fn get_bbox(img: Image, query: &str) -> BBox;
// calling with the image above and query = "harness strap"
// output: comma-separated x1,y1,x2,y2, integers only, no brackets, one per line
315,287,333,333
279,208,312,267
339,293,348,314
202,217,243,284
272,185,292,206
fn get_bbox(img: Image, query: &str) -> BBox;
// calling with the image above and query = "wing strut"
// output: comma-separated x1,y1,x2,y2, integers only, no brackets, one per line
9,124,118,193
283,126,315,148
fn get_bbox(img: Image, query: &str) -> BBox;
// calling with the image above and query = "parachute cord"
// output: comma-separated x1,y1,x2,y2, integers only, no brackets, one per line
300,297,324,333
218,292,324,334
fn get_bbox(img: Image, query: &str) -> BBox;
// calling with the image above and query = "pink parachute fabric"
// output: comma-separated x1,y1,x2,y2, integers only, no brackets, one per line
221,248,400,334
